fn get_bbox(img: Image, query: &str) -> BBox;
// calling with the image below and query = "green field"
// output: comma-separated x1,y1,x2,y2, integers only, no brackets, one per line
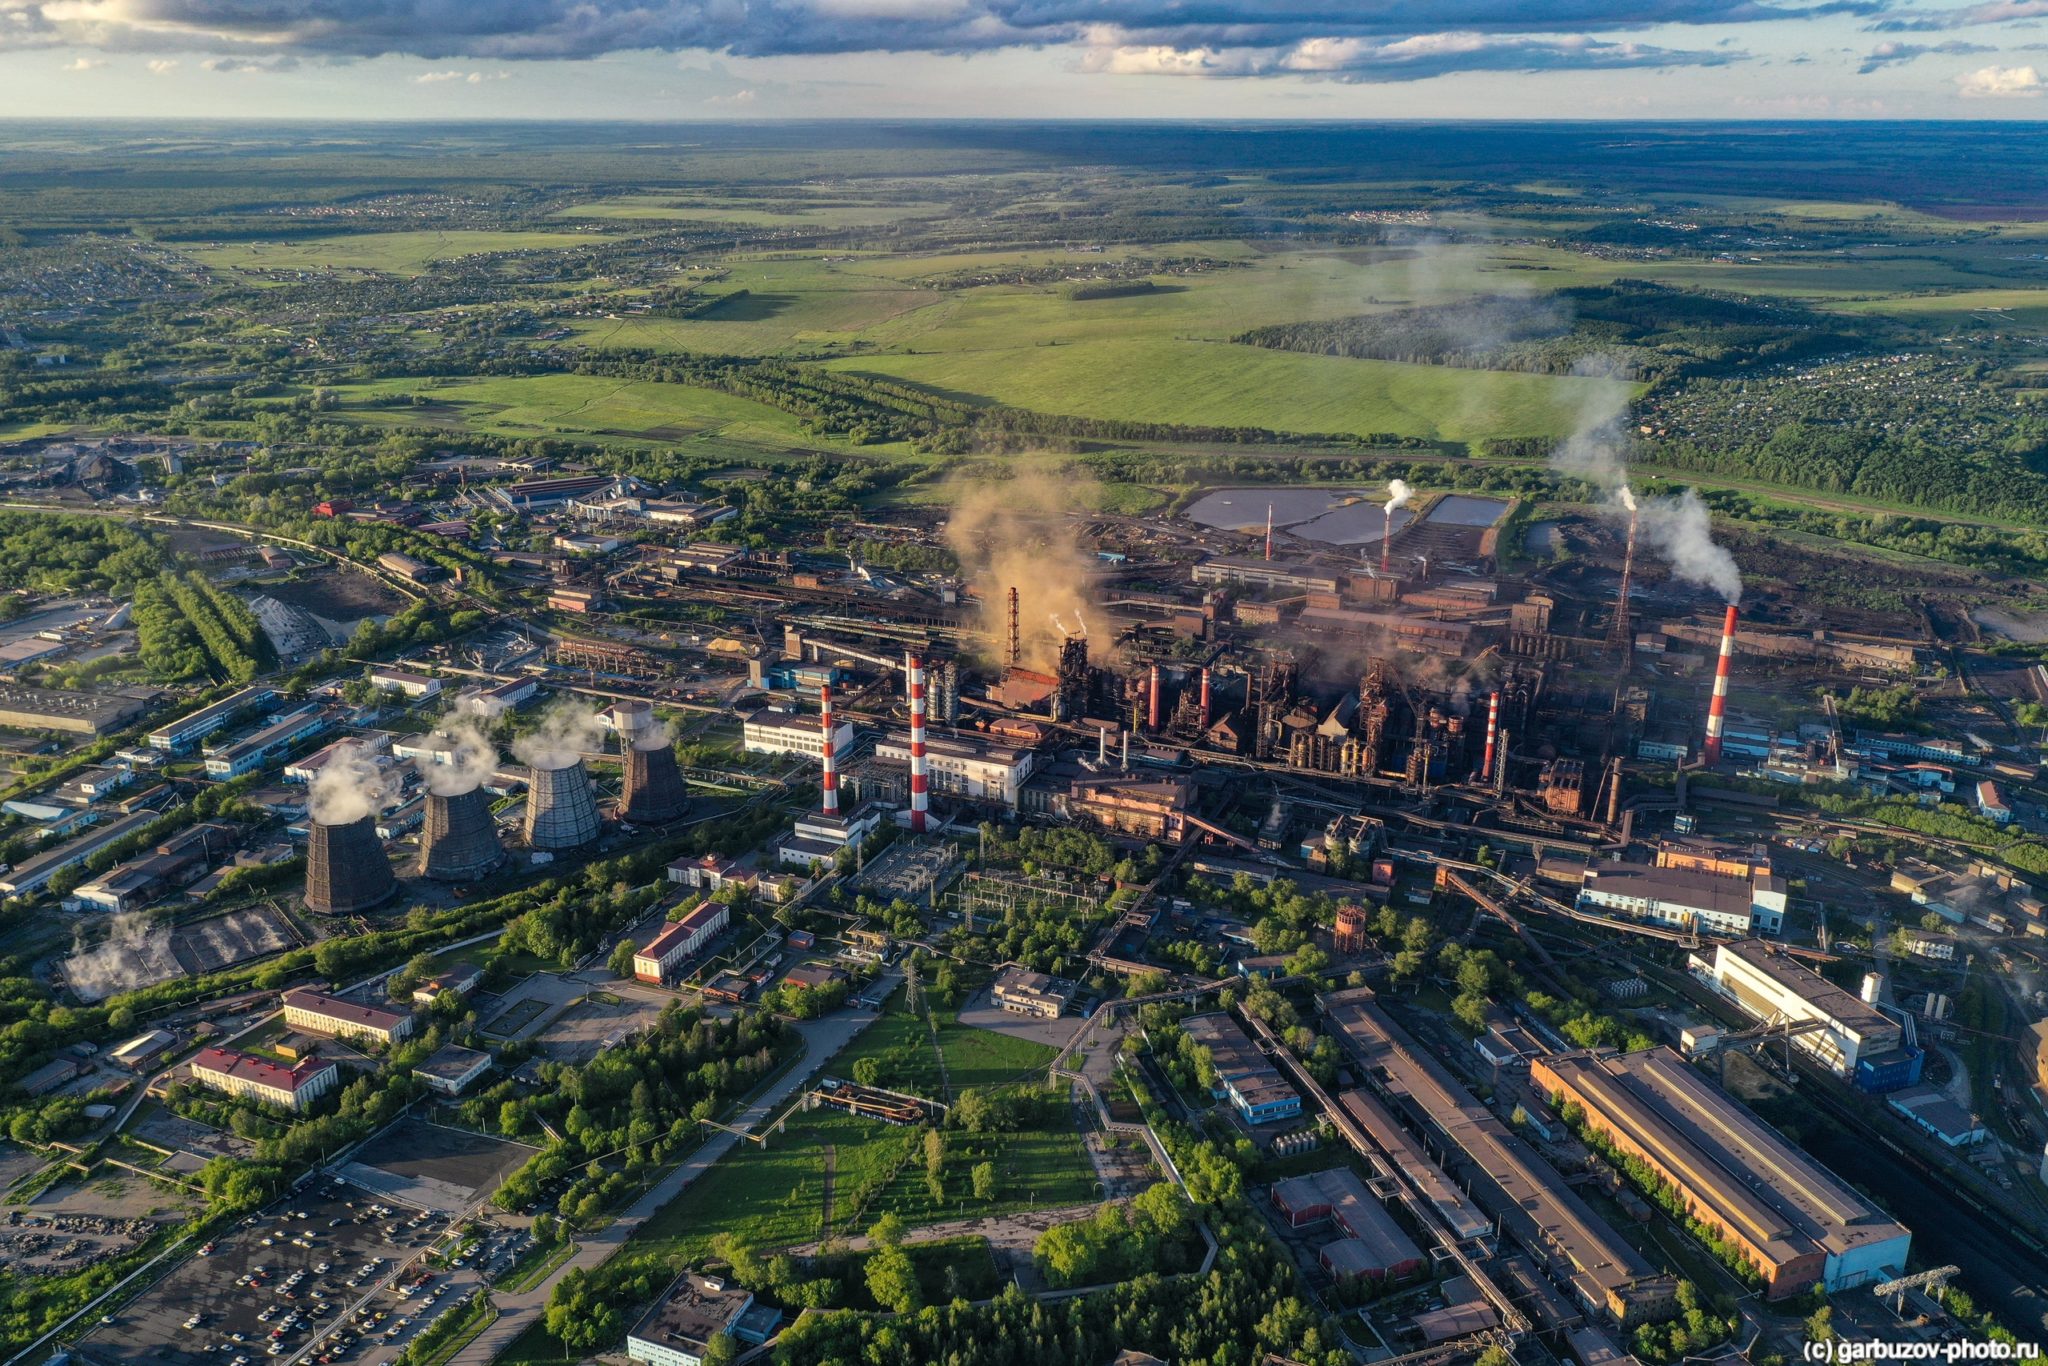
935,1018,1057,1092
183,229,605,275
555,195,950,226
319,373,890,452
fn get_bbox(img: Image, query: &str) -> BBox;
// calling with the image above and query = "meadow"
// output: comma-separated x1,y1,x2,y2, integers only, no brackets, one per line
181,229,606,275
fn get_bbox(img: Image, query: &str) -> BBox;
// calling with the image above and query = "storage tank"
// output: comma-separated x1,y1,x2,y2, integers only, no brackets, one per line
304,815,398,915
523,758,600,851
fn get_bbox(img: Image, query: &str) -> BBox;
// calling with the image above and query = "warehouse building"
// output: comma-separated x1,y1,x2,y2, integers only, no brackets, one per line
0,681,149,737
282,988,416,1047
1333,1089,1492,1241
1533,1048,1910,1297
1271,1166,1424,1283
1578,865,1786,937
1694,940,1922,1092
148,685,274,751
0,809,162,899
625,1272,765,1366
416,1045,494,1097
190,1046,339,1112
1181,1012,1300,1125
1191,556,1344,595
1324,989,1677,1328
1884,1086,1987,1147
633,901,732,984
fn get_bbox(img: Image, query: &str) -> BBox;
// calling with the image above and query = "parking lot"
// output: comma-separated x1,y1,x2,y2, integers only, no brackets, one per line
78,1182,445,1366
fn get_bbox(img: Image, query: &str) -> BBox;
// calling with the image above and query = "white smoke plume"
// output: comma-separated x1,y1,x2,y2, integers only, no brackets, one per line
1384,478,1414,514
514,698,606,770
631,712,679,754
425,715,500,797
310,742,398,825
65,910,174,1004
943,468,1099,671
1549,354,1742,604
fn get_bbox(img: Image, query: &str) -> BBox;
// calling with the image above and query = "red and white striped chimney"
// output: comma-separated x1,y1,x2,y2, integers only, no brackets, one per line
1481,690,1499,780
819,682,840,815
906,653,928,833
1703,603,1739,766
1148,662,1162,732
1264,504,1274,562
1198,667,1212,730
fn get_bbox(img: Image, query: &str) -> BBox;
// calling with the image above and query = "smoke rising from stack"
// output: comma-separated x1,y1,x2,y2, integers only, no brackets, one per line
309,743,397,826
65,911,172,1003
1384,479,1413,514
425,715,500,797
513,699,606,771
1550,356,1742,604
943,469,1098,671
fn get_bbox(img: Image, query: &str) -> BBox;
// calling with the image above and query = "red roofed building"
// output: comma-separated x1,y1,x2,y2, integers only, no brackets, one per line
190,1047,339,1112
633,901,732,984
282,988,416,1047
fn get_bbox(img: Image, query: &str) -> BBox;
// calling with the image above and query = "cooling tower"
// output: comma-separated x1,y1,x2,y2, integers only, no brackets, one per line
524,759,601,851
621,738,689,825
305,815,399,915
419,787,505,882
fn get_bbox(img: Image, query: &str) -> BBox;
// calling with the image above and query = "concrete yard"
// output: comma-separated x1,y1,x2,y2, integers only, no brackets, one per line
535,989,664,1064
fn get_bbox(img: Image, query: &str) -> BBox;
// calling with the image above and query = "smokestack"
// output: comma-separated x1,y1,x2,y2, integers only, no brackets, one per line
1006,587,1021,667
621,737,689,825
1703,603,1738,766
1264,504,1274,562
305,815,398,915
906,653,928,833
1481,691,1499,780
419,788,504,883
1380,504,1393,575
1610,498,1639,659
1198,667,1212,730
1148,663,1161,732
524,759,601,851
820,682,840,816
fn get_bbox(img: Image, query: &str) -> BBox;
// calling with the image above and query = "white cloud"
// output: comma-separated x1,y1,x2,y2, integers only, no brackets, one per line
62,55,105,70
147,57,179,72
1957,62,2043,95
706,87,757,103
414,68,505,83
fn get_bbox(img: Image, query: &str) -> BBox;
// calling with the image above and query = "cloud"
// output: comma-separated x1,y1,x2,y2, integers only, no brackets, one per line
0,0,1877,79
414,68,508,83
706,87,758,103
1957,60,2044,92
202,54,300,72
62,55,104,69
1872,0,2048,30
147,57,178,71
1857,38,1991,70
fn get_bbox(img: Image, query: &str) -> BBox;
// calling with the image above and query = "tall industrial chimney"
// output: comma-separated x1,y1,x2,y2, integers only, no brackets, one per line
1481,690,1499,780
1148,663,1162,733
820,682,840,816
1264,504,1274,562
1005,587,1021,667
305,814,398,914
1198,667,1212,730
1380,504,1393,575
1702,603,1738,766
524,759,601,851
906,653,929,833
418,788,504,882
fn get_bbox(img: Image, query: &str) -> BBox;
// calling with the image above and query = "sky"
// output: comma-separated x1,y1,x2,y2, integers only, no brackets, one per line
1,0,2047,120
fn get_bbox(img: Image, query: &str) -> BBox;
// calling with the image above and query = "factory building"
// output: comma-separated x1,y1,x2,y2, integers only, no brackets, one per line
1181,1012,1300,1125
204,705,331,779
633,901,732,984
416,1045,494,1098
1191,556,1344,595
148,685,275,752
872,731,1033,808
0,809,163,899
1271,1167,1424,1283
189,1047,339,1112
281,988,416,1048
368,666,442,699
742,708,855,761
1064,773,1193,842
991,966,1076,1019
0,682,148,737
625,1272,767,1366
777,804,884,870
1324,989,1678,1329
1333,1089,1491,1241
1578,865,1786,937
1694,941,1922,1092
1533,1048,1910,1297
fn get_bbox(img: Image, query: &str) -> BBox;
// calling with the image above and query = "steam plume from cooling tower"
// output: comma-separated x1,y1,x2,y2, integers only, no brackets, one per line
425,715,500,797
309,743,397,826
1549,355,1742,603
943,469,1098,671
513,698,606,771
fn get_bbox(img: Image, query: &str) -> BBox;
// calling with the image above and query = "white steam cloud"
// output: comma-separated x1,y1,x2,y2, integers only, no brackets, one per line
426,715,500,797
310,742,398,825
65,910,174,1004
1549,355,1741,604
514,698,606,770
1384,478,1414,514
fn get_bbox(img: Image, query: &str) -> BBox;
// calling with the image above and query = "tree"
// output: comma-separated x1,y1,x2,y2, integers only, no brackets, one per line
923,1127,946,1202
971,1160,997,1202
865,1244,922,1314
545,1270,621,1350
608,938,638,979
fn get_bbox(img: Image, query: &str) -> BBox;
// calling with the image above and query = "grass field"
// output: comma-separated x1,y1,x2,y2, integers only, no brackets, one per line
555,195,949,226
935,1018,1057,1092
182,230,604,275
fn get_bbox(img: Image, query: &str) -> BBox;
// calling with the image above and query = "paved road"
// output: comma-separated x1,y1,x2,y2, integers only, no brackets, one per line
449,1007,883,1366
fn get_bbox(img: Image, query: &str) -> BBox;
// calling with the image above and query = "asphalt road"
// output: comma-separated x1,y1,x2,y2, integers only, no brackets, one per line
448,1005,885,1366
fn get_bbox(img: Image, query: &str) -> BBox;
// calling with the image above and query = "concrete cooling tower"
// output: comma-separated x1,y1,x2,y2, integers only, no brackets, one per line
620,737,688,825
418,787,505,882
524,759,601,851
305,814,399,915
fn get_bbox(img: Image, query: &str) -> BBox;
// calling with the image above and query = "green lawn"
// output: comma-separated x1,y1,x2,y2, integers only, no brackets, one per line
554,196,950,227
182,230,605,275
934,1019,1057,1092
